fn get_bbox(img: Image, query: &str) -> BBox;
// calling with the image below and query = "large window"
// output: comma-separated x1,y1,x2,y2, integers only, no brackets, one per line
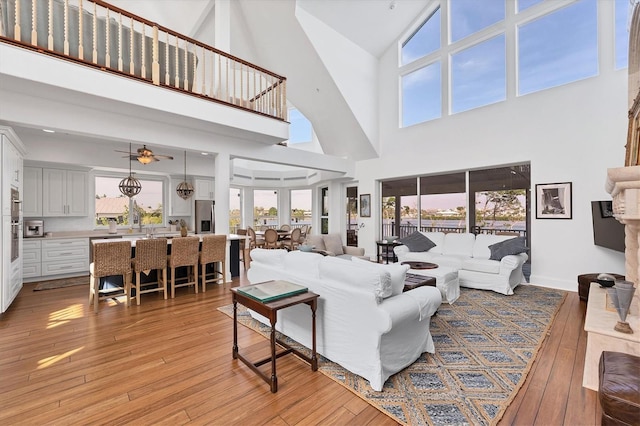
449,0,504,43
401,7,440,65
95,176,164,228
253,189,278,228
229,187,242,233
402,62,441,127
290,189,312,226
288,108,313,144
451,34,505,114
518,0,598,96
420,173,466,233
616,0,631,70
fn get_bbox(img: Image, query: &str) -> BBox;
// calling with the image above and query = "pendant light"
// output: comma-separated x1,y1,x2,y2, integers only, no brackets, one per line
119,143,142,198
176,150,194,200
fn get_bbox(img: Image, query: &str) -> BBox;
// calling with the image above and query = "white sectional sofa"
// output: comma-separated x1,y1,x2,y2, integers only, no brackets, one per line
394,232,528,295
246,249,442,391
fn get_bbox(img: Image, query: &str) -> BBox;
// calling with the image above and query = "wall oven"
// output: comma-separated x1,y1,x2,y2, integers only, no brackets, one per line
10,188,20,262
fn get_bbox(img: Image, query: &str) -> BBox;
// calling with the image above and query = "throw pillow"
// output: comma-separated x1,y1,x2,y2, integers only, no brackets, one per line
323,234,345,256
399,231,436,252
488,237,528,260
352,257,409,296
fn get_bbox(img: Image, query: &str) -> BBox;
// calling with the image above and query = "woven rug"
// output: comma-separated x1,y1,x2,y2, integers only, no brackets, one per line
33,275,89,291
218,284,566,426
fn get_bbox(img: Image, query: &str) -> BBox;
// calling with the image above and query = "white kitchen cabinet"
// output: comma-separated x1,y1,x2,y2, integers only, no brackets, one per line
22,167,43,217
170,177,192,216
2,138,21,216
194,178,214,200
23,239,42,279
42,168,88,217
41,238,89,276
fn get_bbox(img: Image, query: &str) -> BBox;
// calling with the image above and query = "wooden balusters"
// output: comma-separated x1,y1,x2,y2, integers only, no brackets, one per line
183,39,188,90
174,35,179,88
31,0,37,45
48,0,53,50
164,32,170,85
117,13,123,71
14,0,21,41
92,2,97,63
152,26,159,85
105,9,110,68
78,0,83,59
128,17,134,74
63,0,69,54
140,24,146,78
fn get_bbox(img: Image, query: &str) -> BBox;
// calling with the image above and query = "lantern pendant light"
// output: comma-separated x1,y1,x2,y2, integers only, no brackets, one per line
119,143,142,198
176,150,194,200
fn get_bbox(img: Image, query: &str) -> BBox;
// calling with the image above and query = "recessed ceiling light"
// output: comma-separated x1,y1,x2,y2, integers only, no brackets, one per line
201,152,209,156
42,129,55,133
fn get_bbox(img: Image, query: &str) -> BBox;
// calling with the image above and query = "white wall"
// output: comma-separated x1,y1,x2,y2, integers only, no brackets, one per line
353,35,627,292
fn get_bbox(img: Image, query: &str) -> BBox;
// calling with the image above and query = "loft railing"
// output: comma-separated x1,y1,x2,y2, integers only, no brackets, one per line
0,0,287,121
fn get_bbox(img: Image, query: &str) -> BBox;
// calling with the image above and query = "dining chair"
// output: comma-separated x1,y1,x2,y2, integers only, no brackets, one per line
167,236,200,298
131,238,168,305
279,224,291,231
263,228,281,249
89,240,132,313
199,234,227,292
236,229,251,270
247,226,265,249
282,227,301,251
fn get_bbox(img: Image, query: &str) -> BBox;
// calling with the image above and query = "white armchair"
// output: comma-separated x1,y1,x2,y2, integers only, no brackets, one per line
305,233,367,260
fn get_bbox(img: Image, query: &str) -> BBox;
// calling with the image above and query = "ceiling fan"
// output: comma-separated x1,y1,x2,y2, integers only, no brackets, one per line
115,144,174,164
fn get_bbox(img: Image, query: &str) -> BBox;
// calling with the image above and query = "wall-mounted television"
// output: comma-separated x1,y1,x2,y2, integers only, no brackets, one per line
591,201,625,252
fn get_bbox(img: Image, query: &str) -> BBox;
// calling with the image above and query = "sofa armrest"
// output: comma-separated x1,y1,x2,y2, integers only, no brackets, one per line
343,246,365,256
380,287,442,328
393,244,410,261
499,252,529,274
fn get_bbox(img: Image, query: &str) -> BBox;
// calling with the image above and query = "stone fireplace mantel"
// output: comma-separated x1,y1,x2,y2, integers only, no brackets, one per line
606,165,640,285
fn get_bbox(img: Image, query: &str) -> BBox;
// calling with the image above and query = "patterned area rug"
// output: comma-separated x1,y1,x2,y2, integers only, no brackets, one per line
218,284,566,426
33,275,89,291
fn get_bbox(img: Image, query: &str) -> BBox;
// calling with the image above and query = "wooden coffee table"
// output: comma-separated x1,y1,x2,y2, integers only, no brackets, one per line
401,261,438,269
230,284,319,393
403,273,436,292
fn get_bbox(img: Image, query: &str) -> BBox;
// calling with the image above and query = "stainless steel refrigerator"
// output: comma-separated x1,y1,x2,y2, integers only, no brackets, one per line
195,200,215,234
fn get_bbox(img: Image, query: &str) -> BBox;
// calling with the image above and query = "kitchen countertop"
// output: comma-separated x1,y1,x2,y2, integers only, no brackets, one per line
26,230,249,241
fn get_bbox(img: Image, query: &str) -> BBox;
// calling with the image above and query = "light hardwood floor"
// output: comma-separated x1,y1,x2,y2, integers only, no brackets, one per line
0,271,601,425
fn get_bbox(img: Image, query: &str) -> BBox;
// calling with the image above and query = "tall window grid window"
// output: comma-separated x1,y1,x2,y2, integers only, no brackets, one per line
290,189,312,227
400,0,620,127
254,189,278,229
95,175,164,228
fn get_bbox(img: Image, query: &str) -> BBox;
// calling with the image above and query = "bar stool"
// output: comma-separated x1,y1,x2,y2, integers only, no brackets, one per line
131,238,168,305
237,229,251,270
199,234,227,292
167,236,200,298
89,240,132,313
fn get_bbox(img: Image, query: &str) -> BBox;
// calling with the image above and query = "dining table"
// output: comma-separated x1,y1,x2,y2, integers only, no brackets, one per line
255,229,292,241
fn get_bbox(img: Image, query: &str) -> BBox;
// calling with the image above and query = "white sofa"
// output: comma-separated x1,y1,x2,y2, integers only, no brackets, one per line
394,232,528,295
246,249,442,391
304,233,368,259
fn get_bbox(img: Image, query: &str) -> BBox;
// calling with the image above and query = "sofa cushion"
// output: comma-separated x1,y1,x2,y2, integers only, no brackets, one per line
352,257,409,296
462,258,501,274
319,256,391,303
250,248,287,267
323,234,345,256
283,250,323,279
422,232,445,254
472,234,515,259
442,233,475,257
399,231,436,252
305,235,326,251
488,237,528,260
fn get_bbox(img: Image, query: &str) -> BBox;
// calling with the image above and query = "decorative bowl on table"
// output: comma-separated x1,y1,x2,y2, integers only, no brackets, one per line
596,273,616,288
299,244,315,252
383,236,399,243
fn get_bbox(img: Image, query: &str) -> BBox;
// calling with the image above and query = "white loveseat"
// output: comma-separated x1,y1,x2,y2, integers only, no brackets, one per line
246,249,442,391
394,232,528,295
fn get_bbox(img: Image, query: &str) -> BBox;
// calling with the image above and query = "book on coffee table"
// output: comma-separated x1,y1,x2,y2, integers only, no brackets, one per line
237,280,308,303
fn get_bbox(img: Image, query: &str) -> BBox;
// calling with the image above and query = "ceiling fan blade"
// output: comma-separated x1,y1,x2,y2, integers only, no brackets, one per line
154,155,174,160
115,149,135,154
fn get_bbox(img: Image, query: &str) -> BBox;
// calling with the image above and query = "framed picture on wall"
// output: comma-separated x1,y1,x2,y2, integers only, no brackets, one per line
360,194,371,217
535,182,572,219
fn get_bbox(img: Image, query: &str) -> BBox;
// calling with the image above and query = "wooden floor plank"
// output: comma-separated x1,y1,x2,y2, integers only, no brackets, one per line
0,274,599,425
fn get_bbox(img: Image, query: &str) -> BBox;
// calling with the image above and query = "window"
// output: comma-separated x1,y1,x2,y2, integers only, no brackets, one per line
229,187,242,233
401,7,440,65
95,176,164,227
253,189,278,228
402,62,441,127
420,173,466,233
518,0,543,13
381,178,417,238
518,0,598,96
289,108,313,144
450,0,504,43
616,0,630,69
451,34,505,114
290,189,312,226
320,187,329,234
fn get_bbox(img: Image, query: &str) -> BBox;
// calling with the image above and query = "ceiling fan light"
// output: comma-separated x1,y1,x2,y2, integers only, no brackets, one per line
176,181,194,200
119,174,142,198
137,156,153,164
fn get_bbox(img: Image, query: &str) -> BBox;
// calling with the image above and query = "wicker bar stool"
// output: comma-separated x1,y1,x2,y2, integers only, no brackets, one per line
131,238,168,305
199,234,227,292
167,236,200,298
89,240,132,313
